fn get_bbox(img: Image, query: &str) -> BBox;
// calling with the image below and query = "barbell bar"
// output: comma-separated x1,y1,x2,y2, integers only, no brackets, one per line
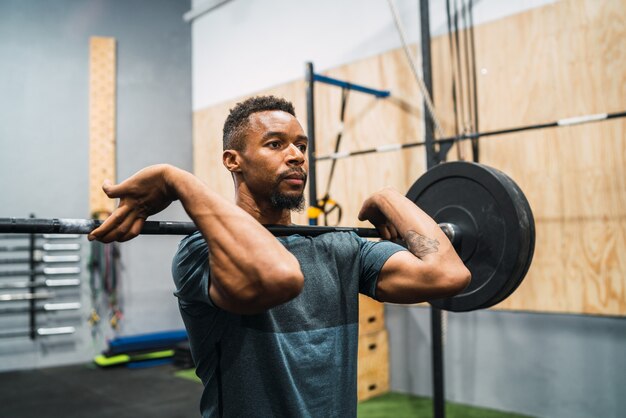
0,218,459,241
0,255,81,264
0,243,81,252
0,162,535,312
0,327,76,339
0,302,81,316
0,267,81,278
0,279,81,290
315,109,626,161
0,292,54,302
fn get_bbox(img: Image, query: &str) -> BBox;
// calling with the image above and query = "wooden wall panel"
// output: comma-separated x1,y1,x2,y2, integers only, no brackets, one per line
431,0,626,315
193,48,426,228
193,0,626,315
313,48,426,228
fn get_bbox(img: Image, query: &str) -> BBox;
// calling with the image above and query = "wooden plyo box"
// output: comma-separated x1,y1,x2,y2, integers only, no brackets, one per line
357,295,389,401
357,328,389,401
358,294,385,335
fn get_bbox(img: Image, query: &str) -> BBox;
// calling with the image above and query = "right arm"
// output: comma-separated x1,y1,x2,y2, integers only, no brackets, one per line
358,188,470,303
88,164,304,314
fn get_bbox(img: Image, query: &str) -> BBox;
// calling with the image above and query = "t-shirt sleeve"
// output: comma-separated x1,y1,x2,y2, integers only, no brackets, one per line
171,232,215,307
356,234,407,300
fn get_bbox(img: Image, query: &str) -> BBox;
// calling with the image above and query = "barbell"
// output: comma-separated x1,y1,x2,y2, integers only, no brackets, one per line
0,161,535,312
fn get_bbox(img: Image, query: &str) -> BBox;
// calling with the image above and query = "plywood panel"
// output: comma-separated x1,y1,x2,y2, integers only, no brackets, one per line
431,0,626,315
314,48,426,229
89,37,116,218
193,0,626,315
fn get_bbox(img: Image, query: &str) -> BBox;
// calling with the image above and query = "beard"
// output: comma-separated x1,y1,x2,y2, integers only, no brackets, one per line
269,169,307,211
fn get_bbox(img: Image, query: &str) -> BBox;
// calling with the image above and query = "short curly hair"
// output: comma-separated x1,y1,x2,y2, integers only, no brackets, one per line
223,95,296,151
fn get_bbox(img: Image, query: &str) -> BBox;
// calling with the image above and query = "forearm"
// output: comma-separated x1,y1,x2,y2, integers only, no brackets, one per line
165,166,303,313
373,188,455,263
369,188,471,302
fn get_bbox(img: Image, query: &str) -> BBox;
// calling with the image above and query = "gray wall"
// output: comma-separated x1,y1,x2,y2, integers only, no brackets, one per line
0,0,191,370
386,306,626,418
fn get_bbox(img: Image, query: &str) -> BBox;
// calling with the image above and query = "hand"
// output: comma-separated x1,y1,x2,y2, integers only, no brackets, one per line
88,164,178,243
358,188,400,241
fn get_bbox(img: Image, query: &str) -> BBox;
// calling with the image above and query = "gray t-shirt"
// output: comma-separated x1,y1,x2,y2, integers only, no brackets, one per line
172,230,405,418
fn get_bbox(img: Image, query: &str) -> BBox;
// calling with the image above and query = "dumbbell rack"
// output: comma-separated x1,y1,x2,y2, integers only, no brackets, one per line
0,216,81,339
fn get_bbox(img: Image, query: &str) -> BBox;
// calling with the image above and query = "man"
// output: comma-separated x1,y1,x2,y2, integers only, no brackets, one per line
89,96,470,417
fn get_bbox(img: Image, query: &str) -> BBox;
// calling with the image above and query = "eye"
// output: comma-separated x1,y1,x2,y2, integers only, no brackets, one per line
267,141,281,149
296,144,307,152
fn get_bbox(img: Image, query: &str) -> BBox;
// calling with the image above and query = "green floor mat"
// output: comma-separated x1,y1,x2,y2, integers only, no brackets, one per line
174,368,202,383
172,372,532,417
358,392,534,418
94,350,174,367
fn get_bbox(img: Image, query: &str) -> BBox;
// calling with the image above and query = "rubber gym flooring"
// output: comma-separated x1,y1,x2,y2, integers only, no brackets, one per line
0,363,203,418
0,363,532,417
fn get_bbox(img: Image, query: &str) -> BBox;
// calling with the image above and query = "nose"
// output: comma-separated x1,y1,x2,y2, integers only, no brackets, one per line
286,143,305,166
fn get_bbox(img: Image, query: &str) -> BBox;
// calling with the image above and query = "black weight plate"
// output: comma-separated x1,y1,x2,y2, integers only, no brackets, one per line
475,165,535,309
406,162,535,312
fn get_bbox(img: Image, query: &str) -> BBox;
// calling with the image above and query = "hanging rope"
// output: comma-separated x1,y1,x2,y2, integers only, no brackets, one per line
308,88,350,226
387,0,446,140
88,226,123,337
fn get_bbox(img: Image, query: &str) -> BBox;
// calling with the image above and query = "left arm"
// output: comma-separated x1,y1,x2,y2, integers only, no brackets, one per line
358,188,471,304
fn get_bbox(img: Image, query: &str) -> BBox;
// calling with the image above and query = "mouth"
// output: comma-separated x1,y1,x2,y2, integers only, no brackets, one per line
283,177,304,186
280,172,306,186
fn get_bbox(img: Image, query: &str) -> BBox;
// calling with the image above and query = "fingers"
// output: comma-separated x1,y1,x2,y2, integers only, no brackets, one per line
126,217,146,241
373,221,400,242
88,206,131,242
358,203,379,224
102,180,123,199
357,197,374,221
387,222,399,242
114,217,144,242
357,207,366,222
102,177,137,199
375,224,392,241
99,210,143,243
359,202,398,241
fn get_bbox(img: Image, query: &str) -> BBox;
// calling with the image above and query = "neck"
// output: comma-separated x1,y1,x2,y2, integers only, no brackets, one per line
235,186,293,226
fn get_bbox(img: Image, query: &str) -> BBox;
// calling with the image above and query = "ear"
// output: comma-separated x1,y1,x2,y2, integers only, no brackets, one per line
223,150,242,173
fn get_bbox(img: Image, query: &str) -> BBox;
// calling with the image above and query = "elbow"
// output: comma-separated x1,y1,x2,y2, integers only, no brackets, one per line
453,266,471,294
244,266,304,313
213,260,304,314
437,265,471,298
262,263,305,303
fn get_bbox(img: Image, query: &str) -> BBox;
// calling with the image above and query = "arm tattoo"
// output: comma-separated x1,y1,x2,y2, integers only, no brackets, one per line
405,230,439,258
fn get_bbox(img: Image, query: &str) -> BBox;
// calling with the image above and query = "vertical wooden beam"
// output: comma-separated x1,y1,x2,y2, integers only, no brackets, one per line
89,37,117,218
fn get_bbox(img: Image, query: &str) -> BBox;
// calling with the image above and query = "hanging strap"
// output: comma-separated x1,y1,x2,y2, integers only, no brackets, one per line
308,87,350,226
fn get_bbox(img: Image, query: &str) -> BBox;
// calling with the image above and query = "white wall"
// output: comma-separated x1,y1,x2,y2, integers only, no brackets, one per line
191,0,556,109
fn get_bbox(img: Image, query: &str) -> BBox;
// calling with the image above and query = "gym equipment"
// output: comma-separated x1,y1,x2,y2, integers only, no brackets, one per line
0,162,534,312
